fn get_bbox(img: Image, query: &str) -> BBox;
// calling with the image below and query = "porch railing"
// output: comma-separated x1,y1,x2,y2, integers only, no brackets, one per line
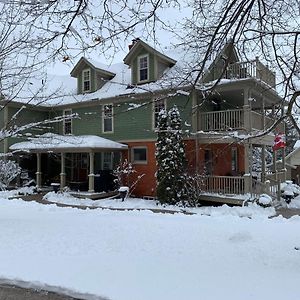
200,174,282,200
200,175,245,195
198,108,283,133
224,59,276,88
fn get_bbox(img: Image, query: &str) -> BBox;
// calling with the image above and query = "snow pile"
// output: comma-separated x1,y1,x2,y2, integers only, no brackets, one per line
281,181,300,203
0,186,35,199
43,191,276,218
258,194,273,207
0,196,299,300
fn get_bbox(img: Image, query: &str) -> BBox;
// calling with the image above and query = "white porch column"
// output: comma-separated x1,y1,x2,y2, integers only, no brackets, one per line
36,153,42,188
261,145,266,183
60,152,66,190
88,152,95,192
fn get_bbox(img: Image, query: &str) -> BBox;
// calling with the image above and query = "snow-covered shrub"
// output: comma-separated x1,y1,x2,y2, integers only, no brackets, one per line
182,173,204,207
156,106,187,205
281,180,300,203
0,159,21,190
257,194,273,207
113,159,144,196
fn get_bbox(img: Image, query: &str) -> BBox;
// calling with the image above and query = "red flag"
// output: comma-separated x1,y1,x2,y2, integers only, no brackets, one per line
273,133,286,151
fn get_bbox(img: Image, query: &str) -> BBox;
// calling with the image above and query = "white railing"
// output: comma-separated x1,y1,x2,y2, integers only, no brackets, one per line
198,108,282,132
198,109,243,131
224,59,276,88
200,175,245,195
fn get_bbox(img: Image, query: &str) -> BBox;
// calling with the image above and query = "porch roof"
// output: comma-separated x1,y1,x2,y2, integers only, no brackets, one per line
10,133,128,153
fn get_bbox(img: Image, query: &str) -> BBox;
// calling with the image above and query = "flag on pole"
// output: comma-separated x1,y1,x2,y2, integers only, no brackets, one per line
273,133,286,151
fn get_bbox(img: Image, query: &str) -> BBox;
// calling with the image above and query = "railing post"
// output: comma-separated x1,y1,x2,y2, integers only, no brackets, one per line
244,174,251,194
264,180,270,194
243,105,251,131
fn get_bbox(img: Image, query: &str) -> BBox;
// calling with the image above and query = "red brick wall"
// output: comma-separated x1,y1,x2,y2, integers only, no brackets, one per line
123,140,245,197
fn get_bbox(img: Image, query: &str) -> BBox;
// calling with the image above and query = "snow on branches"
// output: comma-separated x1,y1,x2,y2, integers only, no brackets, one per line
155,105,187,205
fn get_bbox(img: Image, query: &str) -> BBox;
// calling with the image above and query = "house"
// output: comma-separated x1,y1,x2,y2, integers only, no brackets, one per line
0,39,286,203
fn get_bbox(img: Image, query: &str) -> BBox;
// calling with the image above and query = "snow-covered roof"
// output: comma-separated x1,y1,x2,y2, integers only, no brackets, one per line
10,133,128,153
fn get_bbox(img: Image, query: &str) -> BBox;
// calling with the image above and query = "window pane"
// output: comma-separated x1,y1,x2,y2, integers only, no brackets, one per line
83,70,91,91
103,104,113,132
104,118,112,132
154,99,165,128
139,56,148,81
133,148,147,162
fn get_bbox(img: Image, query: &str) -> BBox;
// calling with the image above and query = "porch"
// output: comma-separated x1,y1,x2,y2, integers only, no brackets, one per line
10,133,128,194
198,171,286,205
197,106,284,133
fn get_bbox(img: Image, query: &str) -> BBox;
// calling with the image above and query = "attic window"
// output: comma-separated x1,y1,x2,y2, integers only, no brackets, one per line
138,55,149,82
82,69,91,92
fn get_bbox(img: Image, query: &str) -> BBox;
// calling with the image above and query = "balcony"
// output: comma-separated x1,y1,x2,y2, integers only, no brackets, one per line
223,59,276,88
198,108,284,133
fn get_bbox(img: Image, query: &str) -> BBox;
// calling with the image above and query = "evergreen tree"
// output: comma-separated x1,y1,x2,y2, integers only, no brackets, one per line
156,105,187,205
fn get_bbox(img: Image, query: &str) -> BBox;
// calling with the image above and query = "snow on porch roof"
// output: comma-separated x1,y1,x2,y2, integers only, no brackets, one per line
10,133,128,153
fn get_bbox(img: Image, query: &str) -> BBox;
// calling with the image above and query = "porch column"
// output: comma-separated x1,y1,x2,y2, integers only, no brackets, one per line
243,105,251,132
273,150,277,180
88,152,95,193
36,153,42,189
60,152,66,190
261,145,266,183
244,142,250,175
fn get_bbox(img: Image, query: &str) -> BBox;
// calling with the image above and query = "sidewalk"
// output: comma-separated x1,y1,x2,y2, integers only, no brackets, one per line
275,207,300,218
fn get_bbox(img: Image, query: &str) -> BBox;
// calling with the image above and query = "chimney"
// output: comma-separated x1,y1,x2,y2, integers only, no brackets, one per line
128,38,140,50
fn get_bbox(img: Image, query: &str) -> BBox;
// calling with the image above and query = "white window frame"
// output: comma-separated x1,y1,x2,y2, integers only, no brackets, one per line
131,146,148,164
153,98,166,130
138,54,149,83
63,109,72,135
102,104,114,133
82,68,91,92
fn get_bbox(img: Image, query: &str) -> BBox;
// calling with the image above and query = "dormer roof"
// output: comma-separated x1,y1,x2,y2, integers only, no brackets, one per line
123,39,177,67
70,57,116,78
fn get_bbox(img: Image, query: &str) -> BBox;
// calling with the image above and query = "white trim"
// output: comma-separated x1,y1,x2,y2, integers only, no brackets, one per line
138,54,149,83
102,104,114,133
82,68,91,93
63,109,72,135
131,146,148,164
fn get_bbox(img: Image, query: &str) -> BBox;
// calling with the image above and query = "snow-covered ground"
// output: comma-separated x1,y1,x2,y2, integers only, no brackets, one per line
0,192,300,300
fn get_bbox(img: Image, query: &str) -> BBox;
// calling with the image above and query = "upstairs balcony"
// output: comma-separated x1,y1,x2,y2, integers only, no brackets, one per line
198,107,284,134
223,59,276,88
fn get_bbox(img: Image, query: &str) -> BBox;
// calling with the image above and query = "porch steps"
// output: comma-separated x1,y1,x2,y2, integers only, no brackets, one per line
199,194,247,206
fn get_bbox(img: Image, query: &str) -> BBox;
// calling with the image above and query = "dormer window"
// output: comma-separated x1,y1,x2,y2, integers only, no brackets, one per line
138,55,149,82
82,69,91,92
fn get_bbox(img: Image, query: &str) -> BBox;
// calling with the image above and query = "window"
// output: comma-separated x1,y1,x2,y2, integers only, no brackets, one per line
82,69,91,92
103,104,113,133
138,55,149,82
204,149,213,175
231,147,238,173
63,109,72,135
132,147,147,164
153,99,166,129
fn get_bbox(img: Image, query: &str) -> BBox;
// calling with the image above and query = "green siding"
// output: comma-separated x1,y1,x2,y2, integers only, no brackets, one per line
49,94,193,141
6,106,49,149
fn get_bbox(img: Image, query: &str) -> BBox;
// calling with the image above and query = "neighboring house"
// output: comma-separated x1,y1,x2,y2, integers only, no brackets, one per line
0,39,286,203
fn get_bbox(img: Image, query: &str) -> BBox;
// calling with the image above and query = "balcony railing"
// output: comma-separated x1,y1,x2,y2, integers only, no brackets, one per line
224,59,276,88
198,108,284,133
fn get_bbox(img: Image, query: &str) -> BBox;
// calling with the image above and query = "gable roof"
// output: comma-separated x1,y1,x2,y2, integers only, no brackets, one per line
70,57,116,78
123,39,177,66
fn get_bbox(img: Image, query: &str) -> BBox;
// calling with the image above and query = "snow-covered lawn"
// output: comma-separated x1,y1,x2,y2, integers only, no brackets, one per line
0,192,300,300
